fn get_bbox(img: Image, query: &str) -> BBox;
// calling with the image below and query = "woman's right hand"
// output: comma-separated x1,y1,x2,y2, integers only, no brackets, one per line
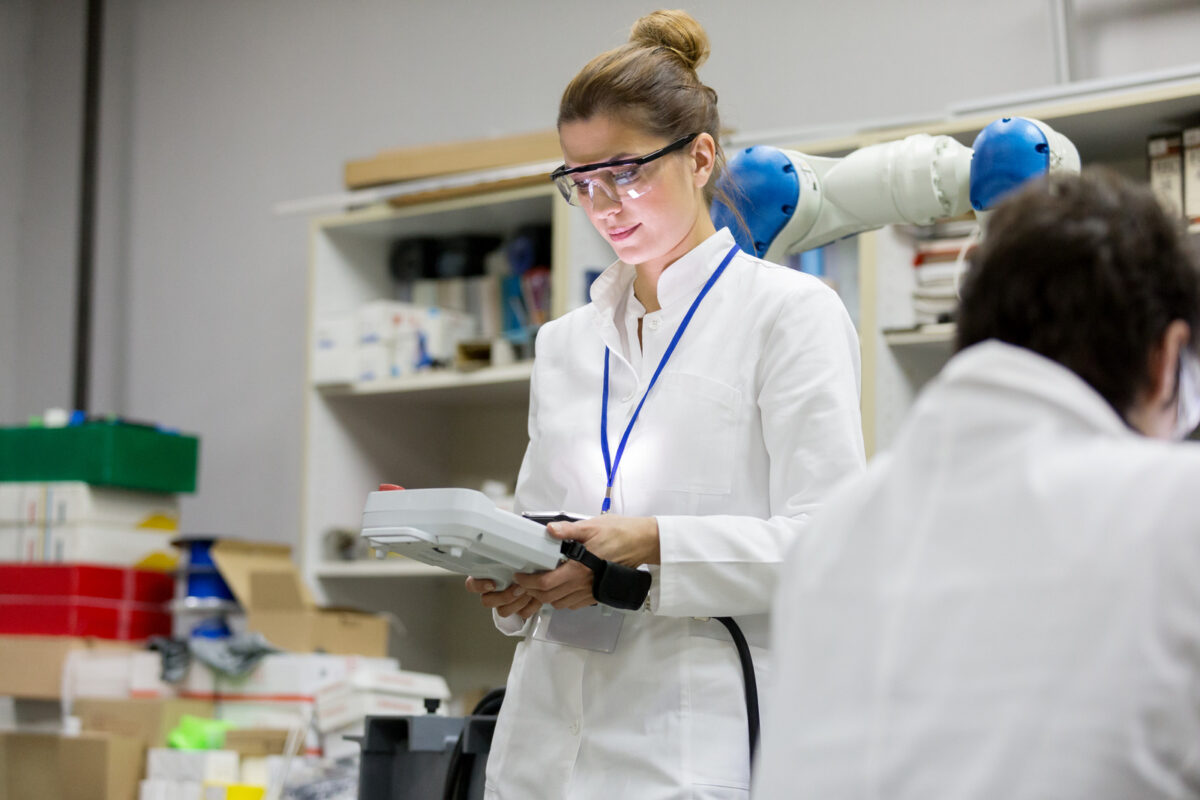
465,577,544,620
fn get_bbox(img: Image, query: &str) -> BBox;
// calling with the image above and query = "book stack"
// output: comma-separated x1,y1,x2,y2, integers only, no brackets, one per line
905,221,977,325
1149,129,1200,231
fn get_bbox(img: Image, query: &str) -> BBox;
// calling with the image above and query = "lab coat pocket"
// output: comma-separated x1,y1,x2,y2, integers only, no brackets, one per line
649,372,741,495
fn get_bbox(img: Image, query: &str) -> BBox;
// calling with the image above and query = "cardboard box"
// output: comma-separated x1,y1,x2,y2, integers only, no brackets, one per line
209,540,389,656
74,698,214,750
344,129,560,189
0,635,135,700
222,727,290,758
0,731,142,800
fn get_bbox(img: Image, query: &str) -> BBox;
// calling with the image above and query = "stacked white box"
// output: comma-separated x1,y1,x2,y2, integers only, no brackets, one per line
0,481,179,565
65,650,176,700
311,314,357,385
179,653,397,757
139,779,205,800
146,747,240,783
354,300,478,378
314,668,450,733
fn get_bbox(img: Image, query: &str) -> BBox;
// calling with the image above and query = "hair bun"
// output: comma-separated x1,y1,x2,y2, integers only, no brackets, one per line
629,9,710,71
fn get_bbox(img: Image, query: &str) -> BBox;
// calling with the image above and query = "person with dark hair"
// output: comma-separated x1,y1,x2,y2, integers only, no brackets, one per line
464,9,865,799
753,167,1200,799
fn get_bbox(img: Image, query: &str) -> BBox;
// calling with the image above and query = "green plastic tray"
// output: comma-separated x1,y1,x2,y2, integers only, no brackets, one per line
0,423,200,493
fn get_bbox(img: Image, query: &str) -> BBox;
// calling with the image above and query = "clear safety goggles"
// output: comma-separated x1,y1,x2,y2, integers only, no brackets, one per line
1174,348,1200,440
551,133,698,207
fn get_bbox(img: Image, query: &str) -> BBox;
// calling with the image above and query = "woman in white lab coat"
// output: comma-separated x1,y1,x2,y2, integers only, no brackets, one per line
466,10,865,799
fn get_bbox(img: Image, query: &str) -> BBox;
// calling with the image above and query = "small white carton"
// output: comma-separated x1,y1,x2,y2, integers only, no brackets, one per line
314,668,450,732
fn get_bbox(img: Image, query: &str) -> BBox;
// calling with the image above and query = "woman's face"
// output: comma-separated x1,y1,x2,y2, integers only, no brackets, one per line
558,115,714,272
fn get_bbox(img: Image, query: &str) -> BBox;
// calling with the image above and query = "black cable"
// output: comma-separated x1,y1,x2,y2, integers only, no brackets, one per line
716,616,760,760
441,688,506,800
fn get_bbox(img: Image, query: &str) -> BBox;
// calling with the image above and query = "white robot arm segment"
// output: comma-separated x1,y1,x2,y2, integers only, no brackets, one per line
712,117,1080,261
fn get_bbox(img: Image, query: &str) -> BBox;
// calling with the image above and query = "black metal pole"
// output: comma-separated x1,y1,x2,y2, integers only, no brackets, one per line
73,0,104,412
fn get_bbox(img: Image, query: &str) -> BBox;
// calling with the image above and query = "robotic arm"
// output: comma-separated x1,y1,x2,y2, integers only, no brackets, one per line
712,117,1081,260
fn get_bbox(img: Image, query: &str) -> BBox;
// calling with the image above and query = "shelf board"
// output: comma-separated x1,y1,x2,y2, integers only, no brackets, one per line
314,559,455,579
884,322,957,348
316,360,533,405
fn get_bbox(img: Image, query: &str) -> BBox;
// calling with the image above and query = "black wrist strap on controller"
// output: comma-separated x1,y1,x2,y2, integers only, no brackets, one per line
559,540,651,611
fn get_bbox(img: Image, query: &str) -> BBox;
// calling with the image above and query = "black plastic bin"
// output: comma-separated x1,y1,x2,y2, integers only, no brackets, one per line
356,714,498,800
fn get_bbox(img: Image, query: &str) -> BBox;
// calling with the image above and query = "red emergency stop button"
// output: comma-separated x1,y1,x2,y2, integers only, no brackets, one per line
379,483,404,491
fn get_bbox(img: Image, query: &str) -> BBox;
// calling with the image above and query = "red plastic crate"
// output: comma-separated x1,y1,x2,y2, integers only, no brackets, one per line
0,563,174,603
0,596,171,640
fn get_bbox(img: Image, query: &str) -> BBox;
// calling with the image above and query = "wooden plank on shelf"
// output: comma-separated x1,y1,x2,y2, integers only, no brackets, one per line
345,129,561,189
385,173,550,209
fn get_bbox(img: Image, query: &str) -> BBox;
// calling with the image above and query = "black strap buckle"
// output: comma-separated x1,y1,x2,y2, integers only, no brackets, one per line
559,540,651,611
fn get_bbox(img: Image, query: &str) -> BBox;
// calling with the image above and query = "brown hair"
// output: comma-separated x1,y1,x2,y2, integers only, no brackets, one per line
557,10,731,209
957,167,1200,418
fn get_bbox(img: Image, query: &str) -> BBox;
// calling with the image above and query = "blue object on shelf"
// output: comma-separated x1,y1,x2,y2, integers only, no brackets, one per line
178,537,236,601
190,616,232,639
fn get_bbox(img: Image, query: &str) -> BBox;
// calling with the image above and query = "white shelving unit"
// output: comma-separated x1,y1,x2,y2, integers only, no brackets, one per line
300,183,611,695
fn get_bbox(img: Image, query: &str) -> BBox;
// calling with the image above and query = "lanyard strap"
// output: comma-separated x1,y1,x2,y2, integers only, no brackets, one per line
600,243,739,513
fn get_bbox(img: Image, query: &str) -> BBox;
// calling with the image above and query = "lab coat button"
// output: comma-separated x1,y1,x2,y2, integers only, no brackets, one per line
647,317,661,331
621,391,635,402
569,720,580,735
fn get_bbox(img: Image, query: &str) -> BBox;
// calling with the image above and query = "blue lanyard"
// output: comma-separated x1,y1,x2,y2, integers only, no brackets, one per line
599,243,739,513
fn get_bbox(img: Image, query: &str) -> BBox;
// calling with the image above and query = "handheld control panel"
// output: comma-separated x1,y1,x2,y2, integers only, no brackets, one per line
361,487,563,590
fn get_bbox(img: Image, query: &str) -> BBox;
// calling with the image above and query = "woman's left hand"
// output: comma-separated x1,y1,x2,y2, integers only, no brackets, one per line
546,515,661,567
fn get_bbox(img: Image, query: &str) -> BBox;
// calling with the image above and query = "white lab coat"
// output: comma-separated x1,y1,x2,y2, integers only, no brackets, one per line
754,341,1200,800
484,229,865,800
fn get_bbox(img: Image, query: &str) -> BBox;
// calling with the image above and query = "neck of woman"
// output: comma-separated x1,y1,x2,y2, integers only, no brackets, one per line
632,211,718,313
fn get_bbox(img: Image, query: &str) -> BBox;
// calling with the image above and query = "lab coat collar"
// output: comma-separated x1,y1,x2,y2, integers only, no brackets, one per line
942,340,1135,438
588,227,737,318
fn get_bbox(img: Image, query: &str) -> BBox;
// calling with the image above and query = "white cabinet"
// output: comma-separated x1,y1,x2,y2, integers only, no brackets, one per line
300,184,611,695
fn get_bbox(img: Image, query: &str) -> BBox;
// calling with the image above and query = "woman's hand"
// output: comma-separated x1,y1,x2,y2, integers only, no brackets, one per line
465,577,543,620
513,559,597,610
466,515,659,614
547,515,661,567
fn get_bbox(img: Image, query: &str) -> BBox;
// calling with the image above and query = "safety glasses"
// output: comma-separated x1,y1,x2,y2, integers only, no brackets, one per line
551,133,699,207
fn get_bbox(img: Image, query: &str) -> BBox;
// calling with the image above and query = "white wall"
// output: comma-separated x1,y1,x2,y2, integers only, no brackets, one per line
14,0,86,417
9,0,1200,544
0,0,33,424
